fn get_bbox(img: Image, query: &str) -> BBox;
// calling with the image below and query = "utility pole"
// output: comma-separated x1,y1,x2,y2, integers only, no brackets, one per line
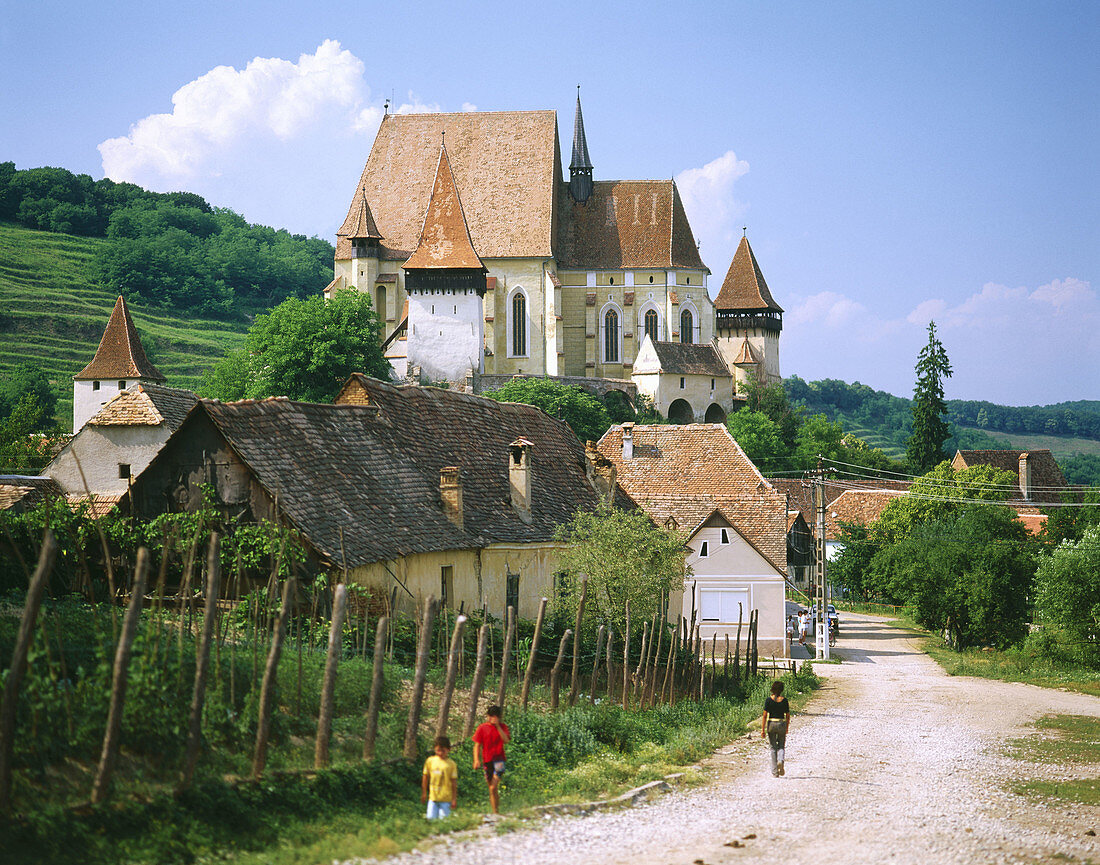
813,457,831,660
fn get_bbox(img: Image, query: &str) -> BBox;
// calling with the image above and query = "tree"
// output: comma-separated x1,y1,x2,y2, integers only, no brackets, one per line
0,393,66,474
906,321,953,472
482,377,611,444
0,363,57,430
201,290,390,403
1033,525,1100,665
726,410,786,474
741,374,802,448
553,503,688,632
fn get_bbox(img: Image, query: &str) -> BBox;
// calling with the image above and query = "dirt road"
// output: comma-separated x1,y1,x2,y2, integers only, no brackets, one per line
364,614,1100,865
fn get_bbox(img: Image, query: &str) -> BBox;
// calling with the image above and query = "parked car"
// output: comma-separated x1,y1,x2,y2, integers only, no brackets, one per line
810,604,840,635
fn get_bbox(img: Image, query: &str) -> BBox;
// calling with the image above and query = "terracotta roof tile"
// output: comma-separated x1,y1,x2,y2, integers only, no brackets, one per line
952,449,1068,504
403,145,485,271
648,341,730,376
347,189,383,239
597,424,786,573
87,383,197,429
66,493,123,518
732,338,759,365
714,236,782,312
75,296,166,382
826,489,905,532
0,476,63,512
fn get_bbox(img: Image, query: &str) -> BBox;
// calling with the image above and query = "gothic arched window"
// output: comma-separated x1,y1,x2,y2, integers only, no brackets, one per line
644,308,659,343
604,308,620,363
511,291,527,357
680,308,694,344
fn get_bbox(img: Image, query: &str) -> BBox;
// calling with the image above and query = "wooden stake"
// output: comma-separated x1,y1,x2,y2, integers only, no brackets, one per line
567,577,587,707
363,616,388,761
549,629,573,711
0,531,57,814
646,619,663,707
520,597,548,712
734,603,743,685
178,533,221,792
632,620,648,702
403,596,438,759
464,624,490,739
91,547,150,804
588,624,605,705
661,618,678,704
435,614,468,738
605,630,615,703
315,583,348,769
496,606,515,709
251,577,295,780
622,601,630,710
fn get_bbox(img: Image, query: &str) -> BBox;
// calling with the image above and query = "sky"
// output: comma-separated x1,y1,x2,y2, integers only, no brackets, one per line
2,0,1097,405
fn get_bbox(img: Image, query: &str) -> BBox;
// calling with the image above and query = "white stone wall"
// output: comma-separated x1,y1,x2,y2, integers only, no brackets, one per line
73,378,133,433
407,288,484,384
48,423,170,495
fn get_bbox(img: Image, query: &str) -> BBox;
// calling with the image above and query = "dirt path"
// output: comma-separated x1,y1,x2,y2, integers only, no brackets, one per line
359,614,1100,865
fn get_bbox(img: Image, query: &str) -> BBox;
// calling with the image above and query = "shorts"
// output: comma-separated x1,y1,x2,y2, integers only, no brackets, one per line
426,800,452,819
483,760,506,783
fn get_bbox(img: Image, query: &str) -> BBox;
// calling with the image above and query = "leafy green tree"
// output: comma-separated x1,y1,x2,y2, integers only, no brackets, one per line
726,409,786,474
0,393,66,474
553,503,688,632
201,290,389,403
826,522,875,598
482,377,611,444
1033,525,1100,665
1038,487,1100,547
741,374,802,448
0,363,57,429
906,321,953,472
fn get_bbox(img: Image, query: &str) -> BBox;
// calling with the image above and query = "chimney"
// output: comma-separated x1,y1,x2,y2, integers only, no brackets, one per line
584,442,618,504
1018,452,1032,501
440,466,463,531
509,438,533,523
622,422,634,460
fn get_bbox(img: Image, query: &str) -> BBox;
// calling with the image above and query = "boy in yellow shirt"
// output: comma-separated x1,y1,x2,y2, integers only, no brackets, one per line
421,735,458,819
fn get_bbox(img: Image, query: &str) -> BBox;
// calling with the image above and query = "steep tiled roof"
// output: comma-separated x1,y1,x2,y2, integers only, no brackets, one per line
768,478,912,540
347,189,383,240
557,180,707,270
732,338,759,365
648,341,730,376
403,145,485,271
952,449,1068,504
337,111,560,261
0,476,63,512
826,489,904,532
75,296,166,382
163,380,612,568
67,493,123,518
87,384,198,429
597,424,786,573
714,236,782,312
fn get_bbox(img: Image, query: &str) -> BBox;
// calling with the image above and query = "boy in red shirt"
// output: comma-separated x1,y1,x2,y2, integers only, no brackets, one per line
471,705,510,814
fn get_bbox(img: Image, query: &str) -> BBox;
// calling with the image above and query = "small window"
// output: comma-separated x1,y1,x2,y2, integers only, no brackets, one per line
609,276,615,285
431,304,435,314
92,380,100,391
506,572,520,616
721,529,729,545
118,380,126,390
680,377,686,389
711,378,716,390
644,309,659,342
686,277,691,284
118,464,131,479
649,275,654,283
440,566,454,609
453,305,457,314
699,541,709,558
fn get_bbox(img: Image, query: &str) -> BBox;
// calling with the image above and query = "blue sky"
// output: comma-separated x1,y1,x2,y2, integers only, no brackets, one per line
2,0,1097,404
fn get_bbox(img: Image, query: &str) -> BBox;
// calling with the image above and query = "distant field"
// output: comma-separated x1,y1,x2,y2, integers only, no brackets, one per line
954,425,1100,458
0,222,249,426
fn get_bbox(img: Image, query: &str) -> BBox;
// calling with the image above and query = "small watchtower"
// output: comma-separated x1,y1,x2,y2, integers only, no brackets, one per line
713,235,784,390
72,296,165,432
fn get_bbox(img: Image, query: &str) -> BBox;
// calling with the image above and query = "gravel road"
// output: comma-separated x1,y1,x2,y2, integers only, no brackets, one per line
350,613,1100,865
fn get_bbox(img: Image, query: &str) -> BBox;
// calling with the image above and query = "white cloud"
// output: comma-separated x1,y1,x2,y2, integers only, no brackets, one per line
461,102,478,112
675,150,750,272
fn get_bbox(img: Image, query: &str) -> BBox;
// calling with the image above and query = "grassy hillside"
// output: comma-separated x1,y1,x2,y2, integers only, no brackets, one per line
954,426,1100,458
0,221,248,426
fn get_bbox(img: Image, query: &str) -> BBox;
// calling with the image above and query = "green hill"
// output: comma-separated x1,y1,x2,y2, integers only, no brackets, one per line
0,221,248,426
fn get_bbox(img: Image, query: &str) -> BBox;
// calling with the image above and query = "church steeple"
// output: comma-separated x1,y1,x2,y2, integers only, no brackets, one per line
569,86,594,204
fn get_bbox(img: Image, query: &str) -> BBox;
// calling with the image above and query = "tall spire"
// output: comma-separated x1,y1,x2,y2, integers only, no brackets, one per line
569,85,594,204
403,140,484,272
75,296,165,382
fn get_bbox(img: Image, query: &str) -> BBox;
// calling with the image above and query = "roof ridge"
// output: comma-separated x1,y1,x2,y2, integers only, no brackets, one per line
75,296,166,382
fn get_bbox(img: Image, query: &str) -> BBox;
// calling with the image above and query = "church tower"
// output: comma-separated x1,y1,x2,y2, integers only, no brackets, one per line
713,235,783,391
72,296,166,432
402,139,488,384
568,87,594,204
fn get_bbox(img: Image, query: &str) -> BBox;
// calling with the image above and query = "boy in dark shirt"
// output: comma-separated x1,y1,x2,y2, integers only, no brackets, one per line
761,681,791,777
472,705,510,814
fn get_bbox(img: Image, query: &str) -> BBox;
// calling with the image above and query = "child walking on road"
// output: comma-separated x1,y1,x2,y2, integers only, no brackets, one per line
421,736,458,819
472,705,510,814
761,681,791,777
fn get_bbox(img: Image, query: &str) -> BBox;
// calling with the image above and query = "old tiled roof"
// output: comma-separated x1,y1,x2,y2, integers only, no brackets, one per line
714,236,782,312
597,424,786,573
826,490,905,534
732,338,759,365
75,296,166,382
952,449,1068,504
347,189,383,240
768,478,912,540
649,341,730,376
557,180,707,270
67,493,123,518
173,379,612,568
337,111,560,261
0,476,63,512
87,384,198,429
403,145,485,271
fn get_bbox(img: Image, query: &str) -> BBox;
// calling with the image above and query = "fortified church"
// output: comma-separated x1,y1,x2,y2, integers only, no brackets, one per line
327,92,784,423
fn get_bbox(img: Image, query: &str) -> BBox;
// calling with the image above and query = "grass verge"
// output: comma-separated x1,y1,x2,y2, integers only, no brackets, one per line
1007,714,1100,808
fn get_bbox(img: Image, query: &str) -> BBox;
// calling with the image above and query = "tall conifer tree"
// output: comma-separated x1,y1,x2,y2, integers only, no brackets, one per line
906,321,953,472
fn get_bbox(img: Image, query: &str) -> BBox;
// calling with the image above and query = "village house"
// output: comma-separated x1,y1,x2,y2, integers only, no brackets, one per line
597,423,789,656
129,377,631,619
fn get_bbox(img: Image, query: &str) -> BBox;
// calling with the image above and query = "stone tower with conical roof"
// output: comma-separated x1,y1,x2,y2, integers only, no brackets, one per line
72,296,166,432
402,140,488,384
713,235,783,391
568,88,594,204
